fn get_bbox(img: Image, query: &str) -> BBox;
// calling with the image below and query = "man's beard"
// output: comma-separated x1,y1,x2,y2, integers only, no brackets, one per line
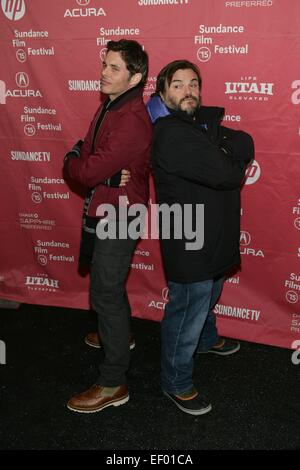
181,104,198,116
175,96,200,116
181,96,200,115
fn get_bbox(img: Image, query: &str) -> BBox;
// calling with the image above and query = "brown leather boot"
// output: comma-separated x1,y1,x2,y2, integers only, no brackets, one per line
85,332,136,350
67,384,129,413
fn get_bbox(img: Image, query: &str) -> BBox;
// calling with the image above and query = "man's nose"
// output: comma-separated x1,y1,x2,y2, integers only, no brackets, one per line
101,67,108,78
183,84,193,95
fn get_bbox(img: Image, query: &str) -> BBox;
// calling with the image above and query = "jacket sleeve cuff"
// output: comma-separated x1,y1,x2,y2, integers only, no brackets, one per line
63,151,80,169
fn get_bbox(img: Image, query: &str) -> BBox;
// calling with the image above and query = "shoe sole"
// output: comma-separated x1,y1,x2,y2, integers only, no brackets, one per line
67,394,129,413
197,342,240,356
163,391,212,416
85,338,136,351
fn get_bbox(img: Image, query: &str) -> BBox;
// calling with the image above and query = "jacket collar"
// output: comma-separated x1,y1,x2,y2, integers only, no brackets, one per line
102,85,144,111
197,105,224,125
147,95,224,126
169,105,224,126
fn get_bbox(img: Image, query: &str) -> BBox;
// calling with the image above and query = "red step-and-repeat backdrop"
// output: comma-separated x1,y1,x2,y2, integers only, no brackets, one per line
0,0,299,349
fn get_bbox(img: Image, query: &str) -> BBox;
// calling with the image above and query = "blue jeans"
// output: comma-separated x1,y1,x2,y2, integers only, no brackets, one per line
161,277,224,394
197,276,224,351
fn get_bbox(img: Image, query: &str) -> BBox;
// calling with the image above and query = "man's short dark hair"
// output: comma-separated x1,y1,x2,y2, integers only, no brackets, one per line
156,60,202,94
107,39,148,86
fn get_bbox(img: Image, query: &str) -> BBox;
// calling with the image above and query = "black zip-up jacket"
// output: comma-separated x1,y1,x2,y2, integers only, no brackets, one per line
150,101,254,283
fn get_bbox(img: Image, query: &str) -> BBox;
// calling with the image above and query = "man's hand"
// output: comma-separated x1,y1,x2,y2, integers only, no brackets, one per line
220,132,254,165
119,169,131,187
220,136,234,156
105,169,131,187
63,140,84,166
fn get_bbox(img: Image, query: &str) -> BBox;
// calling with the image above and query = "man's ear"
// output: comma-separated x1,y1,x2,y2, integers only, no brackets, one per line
129,72,142,87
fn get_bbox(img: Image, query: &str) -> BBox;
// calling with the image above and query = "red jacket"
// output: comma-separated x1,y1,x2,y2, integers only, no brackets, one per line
67,87,152,216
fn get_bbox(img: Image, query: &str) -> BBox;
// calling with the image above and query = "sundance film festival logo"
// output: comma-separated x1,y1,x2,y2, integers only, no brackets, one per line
197,47,211,63
1,0,25,21
24,123,36,136
286,291,298,304
31,192,43,204
16,48,27,63
294,217,300,231
37,254,47,266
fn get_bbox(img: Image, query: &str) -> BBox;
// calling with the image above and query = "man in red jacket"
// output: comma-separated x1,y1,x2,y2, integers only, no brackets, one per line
64,39,152,413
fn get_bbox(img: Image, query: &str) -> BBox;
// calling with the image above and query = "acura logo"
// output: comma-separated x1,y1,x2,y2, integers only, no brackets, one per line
240,231,251,246
76,0,90,5
162,287,169,302
15,71,29,87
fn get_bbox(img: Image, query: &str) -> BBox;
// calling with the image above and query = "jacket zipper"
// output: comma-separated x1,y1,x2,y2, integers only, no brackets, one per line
87,109,109,215
92,109,109,153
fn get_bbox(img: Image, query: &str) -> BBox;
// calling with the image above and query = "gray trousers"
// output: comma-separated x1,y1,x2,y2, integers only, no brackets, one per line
90,231,137,386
